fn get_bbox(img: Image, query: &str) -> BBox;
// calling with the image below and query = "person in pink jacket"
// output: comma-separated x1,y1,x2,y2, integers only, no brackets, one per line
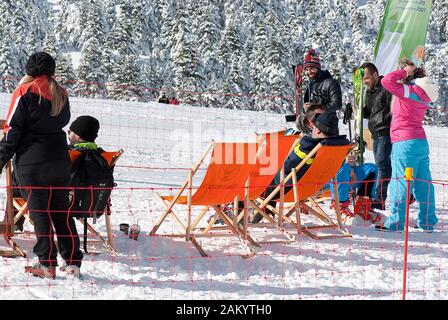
376,61,439,232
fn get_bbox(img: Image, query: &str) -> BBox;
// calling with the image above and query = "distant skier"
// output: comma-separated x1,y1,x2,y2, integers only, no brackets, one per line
376,59,439,232
158,94,170,104
303,49,342,115
170,96,179,105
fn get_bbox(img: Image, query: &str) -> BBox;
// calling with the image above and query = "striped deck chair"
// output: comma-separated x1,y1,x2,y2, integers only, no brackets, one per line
252,143,354,240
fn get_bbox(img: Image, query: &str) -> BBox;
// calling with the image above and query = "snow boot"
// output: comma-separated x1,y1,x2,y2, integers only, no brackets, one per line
60,262,81,278
25,263,56,279
412,223,434,233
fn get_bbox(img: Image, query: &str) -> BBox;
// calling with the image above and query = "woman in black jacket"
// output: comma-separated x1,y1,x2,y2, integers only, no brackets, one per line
0,52,83,279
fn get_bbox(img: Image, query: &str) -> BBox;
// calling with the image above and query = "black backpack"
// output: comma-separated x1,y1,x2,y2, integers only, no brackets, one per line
69,149,115,253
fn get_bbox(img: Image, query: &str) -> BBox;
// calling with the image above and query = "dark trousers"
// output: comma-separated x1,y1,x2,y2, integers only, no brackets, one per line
15,162,83,268
356,172,377,198
372,135,392,207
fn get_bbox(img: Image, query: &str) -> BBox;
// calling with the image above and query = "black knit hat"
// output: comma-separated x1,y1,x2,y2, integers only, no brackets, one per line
25,52,56,77
69,116,100,142
312,112,339,136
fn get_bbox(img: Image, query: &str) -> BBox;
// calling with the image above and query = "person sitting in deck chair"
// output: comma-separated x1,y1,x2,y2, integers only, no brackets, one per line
68,115,103,153
251,106,350,223
67,116,115,254
328,150,381,225
212,104,350,225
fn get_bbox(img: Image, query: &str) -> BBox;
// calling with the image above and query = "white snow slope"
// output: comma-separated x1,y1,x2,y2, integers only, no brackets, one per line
0,94,446,300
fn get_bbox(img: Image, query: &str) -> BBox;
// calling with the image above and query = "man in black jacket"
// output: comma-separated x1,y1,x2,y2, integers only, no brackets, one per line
303,49,342,114
360,62,392,210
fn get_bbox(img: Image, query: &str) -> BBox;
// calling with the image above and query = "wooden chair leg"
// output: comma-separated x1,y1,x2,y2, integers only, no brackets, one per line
0,234,26,258
105,213,114,250
153,193,187,233
78,218,116,254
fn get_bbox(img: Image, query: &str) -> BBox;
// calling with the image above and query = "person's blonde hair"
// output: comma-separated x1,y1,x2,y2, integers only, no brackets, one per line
18,75,67,116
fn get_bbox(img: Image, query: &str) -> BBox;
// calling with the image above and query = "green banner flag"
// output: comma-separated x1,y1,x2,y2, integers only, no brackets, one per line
374,0,433,76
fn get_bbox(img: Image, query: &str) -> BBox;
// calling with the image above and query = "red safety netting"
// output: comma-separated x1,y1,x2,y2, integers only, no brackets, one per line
0,80,446,300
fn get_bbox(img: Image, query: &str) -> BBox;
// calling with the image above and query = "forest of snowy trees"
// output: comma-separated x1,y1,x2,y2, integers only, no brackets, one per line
0,0,446,124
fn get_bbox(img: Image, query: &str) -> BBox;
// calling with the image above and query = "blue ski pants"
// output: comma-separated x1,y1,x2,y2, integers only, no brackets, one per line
328,162,378,202
384,139,437,231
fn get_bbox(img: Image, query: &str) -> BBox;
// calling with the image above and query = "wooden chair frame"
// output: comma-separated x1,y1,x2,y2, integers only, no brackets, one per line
151,141,261,258
151,133,301,257
0,161,27,257
247,143,354,240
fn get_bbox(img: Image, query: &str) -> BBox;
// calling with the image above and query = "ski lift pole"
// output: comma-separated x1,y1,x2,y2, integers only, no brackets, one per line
402,167,413,300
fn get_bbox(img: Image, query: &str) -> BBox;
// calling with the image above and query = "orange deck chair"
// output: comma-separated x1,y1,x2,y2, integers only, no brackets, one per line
151,132,300,256
11,149,124,255
0,119,26,258
228,132,301,244
151,141,268,257
251,143,354,240
0,161,27,257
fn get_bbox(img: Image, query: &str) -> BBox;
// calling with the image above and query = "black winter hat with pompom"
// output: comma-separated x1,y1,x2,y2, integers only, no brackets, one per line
25,52,56,77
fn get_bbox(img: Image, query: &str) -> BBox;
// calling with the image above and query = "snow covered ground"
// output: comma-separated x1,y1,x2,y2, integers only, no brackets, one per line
0,93,446,300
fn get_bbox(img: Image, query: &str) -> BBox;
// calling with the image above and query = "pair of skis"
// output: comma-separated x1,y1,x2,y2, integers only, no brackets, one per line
286,64,304,123
352,67,367,165
295,64,304,117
